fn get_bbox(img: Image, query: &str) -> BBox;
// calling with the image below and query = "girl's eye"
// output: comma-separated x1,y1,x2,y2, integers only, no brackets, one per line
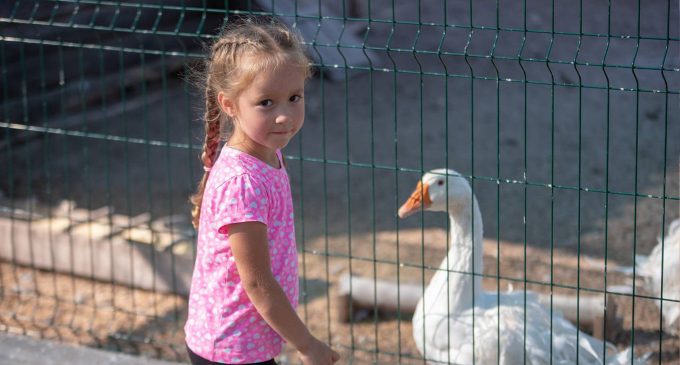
259,99,273,107
290,95,302,102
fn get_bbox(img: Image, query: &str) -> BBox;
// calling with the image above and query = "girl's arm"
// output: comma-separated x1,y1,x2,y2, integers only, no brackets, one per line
228,222,339,365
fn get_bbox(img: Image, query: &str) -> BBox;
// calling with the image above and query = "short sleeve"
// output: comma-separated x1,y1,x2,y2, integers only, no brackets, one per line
211,174,269,234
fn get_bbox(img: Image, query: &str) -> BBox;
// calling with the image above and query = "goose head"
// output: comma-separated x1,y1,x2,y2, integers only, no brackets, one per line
398,168,473,219
398,168,484,313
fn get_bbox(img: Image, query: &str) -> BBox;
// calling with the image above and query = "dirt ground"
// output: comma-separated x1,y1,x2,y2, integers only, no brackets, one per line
1,0,679,364
1,226,678,364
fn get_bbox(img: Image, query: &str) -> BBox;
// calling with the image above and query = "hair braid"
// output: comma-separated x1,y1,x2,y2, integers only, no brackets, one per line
190,81,223,228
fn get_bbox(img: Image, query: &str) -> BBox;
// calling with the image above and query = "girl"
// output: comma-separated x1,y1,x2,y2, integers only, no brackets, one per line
185,18,340,365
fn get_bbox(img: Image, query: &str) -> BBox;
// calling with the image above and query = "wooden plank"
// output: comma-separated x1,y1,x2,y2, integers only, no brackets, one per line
337,274,623,340
0,212,194,296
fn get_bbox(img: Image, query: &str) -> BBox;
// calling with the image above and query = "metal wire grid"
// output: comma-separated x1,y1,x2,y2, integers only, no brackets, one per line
1,0,679,364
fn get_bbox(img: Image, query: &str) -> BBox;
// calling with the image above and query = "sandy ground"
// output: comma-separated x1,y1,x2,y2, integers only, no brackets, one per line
1,227,678,364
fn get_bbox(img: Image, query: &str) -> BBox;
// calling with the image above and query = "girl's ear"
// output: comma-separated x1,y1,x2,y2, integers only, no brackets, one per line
217,91,237,118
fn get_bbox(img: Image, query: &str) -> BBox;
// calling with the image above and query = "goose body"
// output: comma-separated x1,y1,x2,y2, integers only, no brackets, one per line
399,169,647,365
636,218,680,334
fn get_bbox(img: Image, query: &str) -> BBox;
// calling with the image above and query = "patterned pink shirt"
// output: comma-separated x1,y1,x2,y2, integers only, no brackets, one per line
185,147,298,364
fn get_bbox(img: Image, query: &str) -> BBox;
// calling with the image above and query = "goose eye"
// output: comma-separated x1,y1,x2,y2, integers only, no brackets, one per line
437,180,444,186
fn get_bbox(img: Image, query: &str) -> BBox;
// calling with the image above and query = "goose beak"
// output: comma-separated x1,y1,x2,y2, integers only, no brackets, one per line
398,181,432,218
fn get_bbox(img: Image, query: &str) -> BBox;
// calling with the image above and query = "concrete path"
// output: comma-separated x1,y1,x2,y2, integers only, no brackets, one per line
0,332,185,365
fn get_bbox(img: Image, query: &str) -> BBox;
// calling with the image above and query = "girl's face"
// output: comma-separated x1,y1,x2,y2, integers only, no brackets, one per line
220,60,306,160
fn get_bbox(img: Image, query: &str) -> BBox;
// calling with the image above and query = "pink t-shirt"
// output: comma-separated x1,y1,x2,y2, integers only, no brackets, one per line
185,147,298,364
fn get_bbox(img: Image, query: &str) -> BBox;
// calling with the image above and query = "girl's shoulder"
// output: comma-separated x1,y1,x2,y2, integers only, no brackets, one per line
209,147,283,190
222,147,285,174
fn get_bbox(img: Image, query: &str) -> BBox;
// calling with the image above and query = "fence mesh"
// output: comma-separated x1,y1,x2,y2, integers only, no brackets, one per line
1,0,679,364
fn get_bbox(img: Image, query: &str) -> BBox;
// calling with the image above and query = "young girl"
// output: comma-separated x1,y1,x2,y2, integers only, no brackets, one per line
185,18,340,365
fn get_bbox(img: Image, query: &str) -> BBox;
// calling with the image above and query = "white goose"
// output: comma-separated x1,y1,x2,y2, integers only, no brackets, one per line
636,218,680,335
398,169,648,365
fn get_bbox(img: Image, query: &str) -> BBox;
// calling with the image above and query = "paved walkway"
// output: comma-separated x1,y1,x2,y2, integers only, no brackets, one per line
0,332,185,365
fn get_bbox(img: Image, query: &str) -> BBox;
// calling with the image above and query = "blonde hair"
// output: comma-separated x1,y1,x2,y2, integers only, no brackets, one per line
190,17,311,228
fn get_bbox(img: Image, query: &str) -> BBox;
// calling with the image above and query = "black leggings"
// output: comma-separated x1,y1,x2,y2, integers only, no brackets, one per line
186,344,277,365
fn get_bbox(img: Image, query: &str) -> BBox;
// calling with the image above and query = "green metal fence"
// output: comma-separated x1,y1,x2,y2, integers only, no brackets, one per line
1,1,679,364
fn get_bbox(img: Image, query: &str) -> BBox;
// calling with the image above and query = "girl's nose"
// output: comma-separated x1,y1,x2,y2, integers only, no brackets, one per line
275,112,292,124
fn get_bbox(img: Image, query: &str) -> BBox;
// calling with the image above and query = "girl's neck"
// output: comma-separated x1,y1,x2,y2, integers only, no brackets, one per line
227,135,280,169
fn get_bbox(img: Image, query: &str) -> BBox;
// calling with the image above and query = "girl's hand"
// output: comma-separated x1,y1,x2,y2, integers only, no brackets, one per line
298,336,340,365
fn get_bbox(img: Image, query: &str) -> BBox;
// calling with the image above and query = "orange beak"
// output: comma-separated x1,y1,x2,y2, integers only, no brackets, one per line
398,181,432,218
